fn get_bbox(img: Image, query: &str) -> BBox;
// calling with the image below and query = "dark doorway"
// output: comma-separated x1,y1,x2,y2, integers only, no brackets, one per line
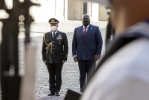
83,2,87,14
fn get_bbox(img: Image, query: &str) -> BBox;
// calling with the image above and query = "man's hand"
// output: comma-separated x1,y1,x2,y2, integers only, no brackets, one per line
43,60,46,65
62,60,65,65
93,55,100,61
74,56,78,62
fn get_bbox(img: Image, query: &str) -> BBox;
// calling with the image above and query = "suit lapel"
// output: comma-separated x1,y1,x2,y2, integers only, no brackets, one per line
47,31,52,38
56,31,60,37
80,26,84,36
83,24,93,43
46,31,52,42
50,31,53,38
79,26,85,42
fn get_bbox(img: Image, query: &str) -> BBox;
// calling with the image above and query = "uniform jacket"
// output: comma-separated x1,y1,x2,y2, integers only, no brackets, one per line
72,24,103,60
42,31,68,63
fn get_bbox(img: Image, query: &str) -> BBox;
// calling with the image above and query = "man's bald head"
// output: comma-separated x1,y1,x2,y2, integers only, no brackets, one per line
82,14,90,19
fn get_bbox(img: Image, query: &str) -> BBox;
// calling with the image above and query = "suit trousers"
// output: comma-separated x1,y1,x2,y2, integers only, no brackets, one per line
46,63,62,92
78,60,95,91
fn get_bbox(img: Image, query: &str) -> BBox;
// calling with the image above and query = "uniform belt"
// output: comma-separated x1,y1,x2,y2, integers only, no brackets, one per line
46,42,53,53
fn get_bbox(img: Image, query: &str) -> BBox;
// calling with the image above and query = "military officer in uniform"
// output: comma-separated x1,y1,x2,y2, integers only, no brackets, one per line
42,18,68,96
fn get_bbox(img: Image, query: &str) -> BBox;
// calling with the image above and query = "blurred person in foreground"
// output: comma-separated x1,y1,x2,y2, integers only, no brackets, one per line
72,14,103,92
105,12,115,52
81,0,149,100
42,18,68,96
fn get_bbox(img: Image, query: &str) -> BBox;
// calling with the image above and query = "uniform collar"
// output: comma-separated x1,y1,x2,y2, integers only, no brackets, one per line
52,30,58,34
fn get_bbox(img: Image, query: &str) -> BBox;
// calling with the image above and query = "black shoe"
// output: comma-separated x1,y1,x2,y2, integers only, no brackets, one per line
48,92,55,96
55,91,60,96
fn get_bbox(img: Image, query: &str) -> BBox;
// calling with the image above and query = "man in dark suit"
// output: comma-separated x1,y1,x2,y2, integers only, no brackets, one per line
72,14,103,92
42,18,68,96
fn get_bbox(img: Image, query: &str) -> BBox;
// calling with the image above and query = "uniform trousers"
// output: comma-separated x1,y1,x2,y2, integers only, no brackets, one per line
46,63,62,92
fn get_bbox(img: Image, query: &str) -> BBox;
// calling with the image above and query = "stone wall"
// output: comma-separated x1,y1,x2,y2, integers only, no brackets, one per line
30,0,108,22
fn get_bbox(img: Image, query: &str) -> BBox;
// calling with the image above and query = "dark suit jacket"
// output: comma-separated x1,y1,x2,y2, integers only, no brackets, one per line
72,24,103,60
42,31,68,63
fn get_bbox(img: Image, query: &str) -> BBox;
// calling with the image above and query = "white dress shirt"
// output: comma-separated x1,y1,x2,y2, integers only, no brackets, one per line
83,24,90,32
81,21,149,100
52,31,58,37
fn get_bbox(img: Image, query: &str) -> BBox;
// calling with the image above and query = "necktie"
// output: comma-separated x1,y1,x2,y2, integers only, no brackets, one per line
84,27,87,36
53,32,56,38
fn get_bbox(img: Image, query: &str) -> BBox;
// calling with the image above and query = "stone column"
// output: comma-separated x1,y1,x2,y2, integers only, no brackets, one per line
68,0,83,20
99,5,107,21
87,2,92,17
30,0,56,22
55,0,65,21
64,0,68,21
91,2,99,21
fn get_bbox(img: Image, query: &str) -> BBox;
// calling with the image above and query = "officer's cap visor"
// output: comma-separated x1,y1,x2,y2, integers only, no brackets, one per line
49,22,59,24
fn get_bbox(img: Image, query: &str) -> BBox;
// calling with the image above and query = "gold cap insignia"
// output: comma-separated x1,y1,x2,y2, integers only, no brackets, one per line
51,19,54,22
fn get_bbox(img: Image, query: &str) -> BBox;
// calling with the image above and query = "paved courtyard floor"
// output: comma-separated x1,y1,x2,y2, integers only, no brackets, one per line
1,20,107,100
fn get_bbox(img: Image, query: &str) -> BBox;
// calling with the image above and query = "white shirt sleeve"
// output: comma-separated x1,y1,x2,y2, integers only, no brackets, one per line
73,55,77,57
